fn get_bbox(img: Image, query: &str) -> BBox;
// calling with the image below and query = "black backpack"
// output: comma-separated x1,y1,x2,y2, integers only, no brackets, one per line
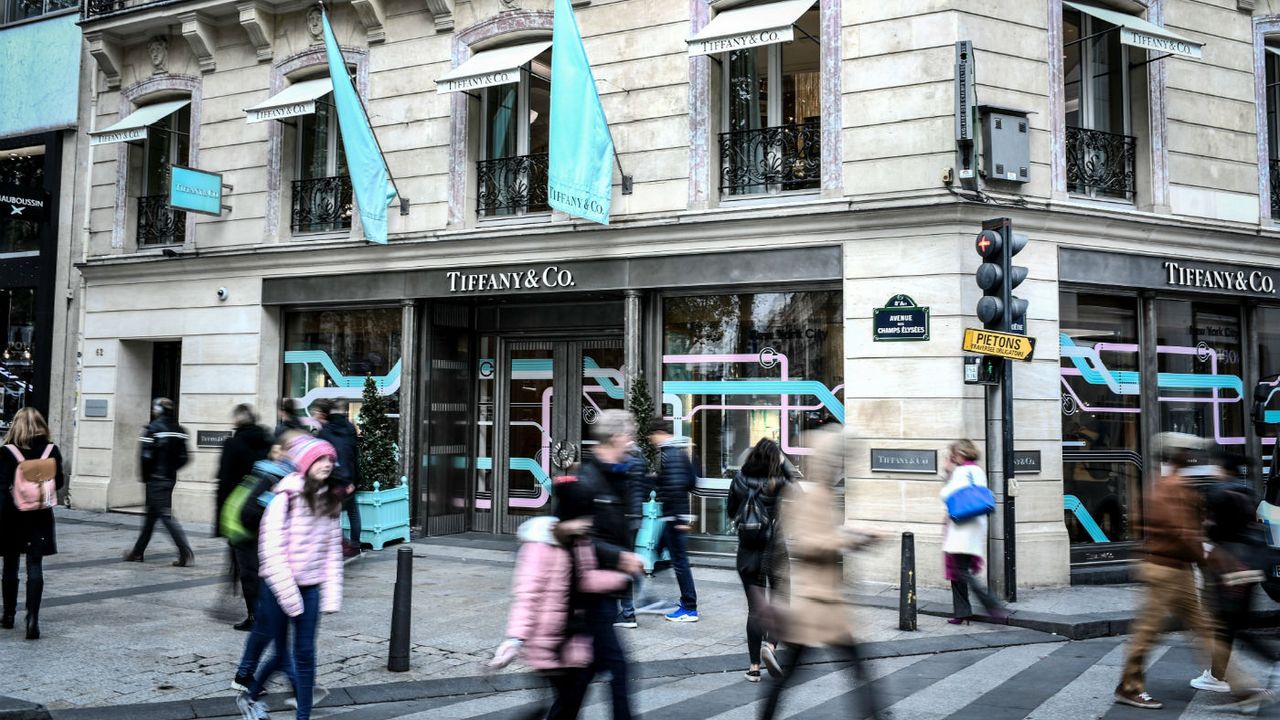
735,483,773,549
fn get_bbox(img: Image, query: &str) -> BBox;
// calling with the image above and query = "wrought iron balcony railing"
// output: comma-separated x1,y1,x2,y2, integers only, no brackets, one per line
477,153,549,218
1065,126,1137,201
136,194,185,246
291,175,353,234
1270,159,1280,219
719,121,821,197
81,0,164,19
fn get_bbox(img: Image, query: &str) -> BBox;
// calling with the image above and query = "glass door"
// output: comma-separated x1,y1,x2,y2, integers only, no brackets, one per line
482,337,624,534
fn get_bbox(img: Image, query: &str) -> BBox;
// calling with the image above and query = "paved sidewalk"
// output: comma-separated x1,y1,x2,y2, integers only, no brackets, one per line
0,508,1150,714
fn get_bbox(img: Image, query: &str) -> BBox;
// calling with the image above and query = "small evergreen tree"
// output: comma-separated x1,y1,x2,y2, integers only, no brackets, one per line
629,374,658,475
357,375,399,491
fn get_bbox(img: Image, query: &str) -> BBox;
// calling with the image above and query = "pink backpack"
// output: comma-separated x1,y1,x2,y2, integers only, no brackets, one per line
8,444,56,512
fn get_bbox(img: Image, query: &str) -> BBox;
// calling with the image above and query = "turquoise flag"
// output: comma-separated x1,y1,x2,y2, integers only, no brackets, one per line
548,0,614,225
321,10,396,244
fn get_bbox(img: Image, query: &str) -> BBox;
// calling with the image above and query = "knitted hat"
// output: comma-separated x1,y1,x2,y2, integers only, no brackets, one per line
289,437,337,478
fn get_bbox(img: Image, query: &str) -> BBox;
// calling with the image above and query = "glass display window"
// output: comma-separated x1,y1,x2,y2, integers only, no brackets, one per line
283,307,402,432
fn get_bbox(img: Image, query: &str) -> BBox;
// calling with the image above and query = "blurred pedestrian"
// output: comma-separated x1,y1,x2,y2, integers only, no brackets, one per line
1186,451,1280,703
489,514,630,719
760,425,883,720
216,404,272,631
125,398,194,567
275,398,318,438
1,407,64,640
313,399,361,559
614,443,652,629
236,436,343,720
940,440,1005,624
1114,433,1261,710
650,418,700,623
559,409,645,720
728,438,791,682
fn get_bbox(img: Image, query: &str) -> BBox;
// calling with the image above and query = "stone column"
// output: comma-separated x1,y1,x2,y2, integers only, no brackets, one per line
399,299,417,496
624,289,643,407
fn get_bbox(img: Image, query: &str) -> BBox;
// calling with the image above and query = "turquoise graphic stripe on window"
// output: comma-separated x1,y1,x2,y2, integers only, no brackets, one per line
1064,494,1110,543
501,357,624,399
1060,334,1244,398
283,351,401,391
476,456,552,493
661,380,846,424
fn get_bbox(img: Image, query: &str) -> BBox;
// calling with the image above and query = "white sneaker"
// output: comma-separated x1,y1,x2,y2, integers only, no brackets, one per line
1190,670,1231,693
235,693,270,720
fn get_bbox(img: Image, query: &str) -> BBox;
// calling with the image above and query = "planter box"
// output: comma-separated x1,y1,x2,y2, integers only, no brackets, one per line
341,480,411,550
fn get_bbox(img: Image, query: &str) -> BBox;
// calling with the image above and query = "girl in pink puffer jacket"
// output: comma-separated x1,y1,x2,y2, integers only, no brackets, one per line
236,437,343,720
490,515,628,719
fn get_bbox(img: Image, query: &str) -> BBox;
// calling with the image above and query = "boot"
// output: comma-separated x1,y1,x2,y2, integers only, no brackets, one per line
1,613,12,629
173,551,194,567
24,612,38,640
1,572,16,627
233,615,254,632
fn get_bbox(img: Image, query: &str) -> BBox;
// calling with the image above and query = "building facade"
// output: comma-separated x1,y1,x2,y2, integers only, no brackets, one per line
0,5,87,461
64,0,1280,588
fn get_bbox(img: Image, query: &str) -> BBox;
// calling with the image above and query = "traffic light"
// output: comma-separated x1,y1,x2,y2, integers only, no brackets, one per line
974,217,1028,332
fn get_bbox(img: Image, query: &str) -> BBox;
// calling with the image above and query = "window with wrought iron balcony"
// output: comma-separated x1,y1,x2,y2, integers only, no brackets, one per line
135,105,189,247
1062,6,1141,203
291,93,353,234
717,7,820,198
474,46,551,219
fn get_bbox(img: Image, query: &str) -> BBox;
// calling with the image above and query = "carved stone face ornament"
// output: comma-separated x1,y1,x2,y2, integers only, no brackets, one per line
500,0,520,9
147,36,168,74
307,6,324,43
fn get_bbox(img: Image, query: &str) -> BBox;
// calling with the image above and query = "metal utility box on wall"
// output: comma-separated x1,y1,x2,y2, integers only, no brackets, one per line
980,106,1030,184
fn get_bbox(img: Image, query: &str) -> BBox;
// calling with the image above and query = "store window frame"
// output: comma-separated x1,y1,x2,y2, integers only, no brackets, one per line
135,103,191,247
291,88,353,235
1059,284,1270,568
0,0,75,27
1255,25,1280,224
652,282,845,553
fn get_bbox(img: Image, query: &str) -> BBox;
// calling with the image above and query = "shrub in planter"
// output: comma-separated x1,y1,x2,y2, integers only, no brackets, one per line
344,375,410,549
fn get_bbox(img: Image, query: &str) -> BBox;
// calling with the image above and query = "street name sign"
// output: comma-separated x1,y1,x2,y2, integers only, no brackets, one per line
962,327,1035,361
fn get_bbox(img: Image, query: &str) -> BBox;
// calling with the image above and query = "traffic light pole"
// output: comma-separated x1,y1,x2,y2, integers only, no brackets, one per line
998,218,1017,603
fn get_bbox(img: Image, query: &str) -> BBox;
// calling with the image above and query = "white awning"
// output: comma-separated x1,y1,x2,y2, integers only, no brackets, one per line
1065,1,1203,60
244,78,333,123
1267,46,1280,58
687,0,816,57
435,41,552,94
89,99,190,146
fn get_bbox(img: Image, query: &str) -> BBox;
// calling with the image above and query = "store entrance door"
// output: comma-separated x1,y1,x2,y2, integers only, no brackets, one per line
479,337,625,534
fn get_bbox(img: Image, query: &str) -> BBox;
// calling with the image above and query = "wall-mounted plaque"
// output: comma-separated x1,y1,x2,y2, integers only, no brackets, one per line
1014,450,1042,474
870,448,938,474
197,430,233,448
84,399,108,418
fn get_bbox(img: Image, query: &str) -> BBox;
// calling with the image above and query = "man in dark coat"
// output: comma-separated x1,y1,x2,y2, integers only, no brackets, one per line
650,418,699,622
215,404,272,630
125,398,194,566
314,398,361,557
555,409,643,720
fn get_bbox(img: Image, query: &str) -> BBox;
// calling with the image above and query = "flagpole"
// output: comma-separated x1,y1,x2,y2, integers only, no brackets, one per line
318,0,410,215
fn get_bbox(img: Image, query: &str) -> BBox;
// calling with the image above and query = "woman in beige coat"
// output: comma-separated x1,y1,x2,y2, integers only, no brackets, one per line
759,425,883,720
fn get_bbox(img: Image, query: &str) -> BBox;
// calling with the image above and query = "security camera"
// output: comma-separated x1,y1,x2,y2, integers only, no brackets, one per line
216,287,229,301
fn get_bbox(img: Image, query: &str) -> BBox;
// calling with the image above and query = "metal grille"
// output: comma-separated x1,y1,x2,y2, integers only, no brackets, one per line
291,175,353,234
1270,159,1280,219
1065,126,1137,201
476,153,549,218
718,121,821,196
136,195,185,246
81,0,127,17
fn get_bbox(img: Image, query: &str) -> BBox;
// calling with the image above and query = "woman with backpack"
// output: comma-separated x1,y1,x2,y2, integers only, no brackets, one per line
235,436,343,720
1,407,64,640
728,438,791,682
941,439,1006,624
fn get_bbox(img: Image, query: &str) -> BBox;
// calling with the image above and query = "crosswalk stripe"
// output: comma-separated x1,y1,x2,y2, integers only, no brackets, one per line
1025,641,1163,720
1102,644,1197,720
880,642,1063,718
945,637,1122,720
794,647,998,720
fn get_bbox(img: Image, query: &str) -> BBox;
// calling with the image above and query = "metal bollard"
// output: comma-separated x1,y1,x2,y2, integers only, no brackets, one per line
899,532,917,631
388,545,413,672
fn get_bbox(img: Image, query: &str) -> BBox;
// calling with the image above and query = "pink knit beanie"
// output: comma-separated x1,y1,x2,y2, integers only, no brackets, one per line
289,437,337,478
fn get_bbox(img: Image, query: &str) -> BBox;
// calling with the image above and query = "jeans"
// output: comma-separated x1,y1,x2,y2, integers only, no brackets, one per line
231,543,259,617
760,643,879,720
540,668,591,720
584,596,633,720
1119,562,1250,695
247,586,320,718
949,554,1001,619
343,495,361,547
2,548,43,617
663,525,696,610
130,479,192,558
237,587,297,690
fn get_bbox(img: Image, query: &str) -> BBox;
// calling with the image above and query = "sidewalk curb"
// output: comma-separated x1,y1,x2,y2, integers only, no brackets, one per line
44,628,1065,719
0,697,50,720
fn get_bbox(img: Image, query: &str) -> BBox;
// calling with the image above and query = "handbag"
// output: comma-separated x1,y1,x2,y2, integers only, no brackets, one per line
945,466,995,522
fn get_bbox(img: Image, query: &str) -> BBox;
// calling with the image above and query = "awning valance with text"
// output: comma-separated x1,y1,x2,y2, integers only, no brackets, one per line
244,78,334,123
88,99,191,147
1065,1,1203,60
435,41,552,94
687,0,817,57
